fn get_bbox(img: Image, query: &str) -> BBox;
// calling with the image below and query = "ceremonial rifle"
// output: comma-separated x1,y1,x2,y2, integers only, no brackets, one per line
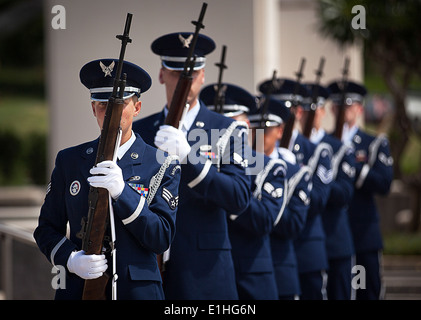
76,13,133,300
259,69,278,129
333,57,350,140
213,45,227,114
164,2,207,127
303,57,325,138
279,57,306,148
252,70,278,151
158,2,207,280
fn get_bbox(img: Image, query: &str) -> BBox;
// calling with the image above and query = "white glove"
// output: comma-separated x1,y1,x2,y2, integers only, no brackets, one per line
88,160,125,200
66,250,108,280
154,125,191,162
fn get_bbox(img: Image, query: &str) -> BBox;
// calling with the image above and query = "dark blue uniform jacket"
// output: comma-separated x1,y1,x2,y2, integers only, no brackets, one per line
34,134,180,300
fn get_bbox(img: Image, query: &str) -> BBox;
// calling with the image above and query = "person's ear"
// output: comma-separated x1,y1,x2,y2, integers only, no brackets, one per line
91,101,97,117
159,67,165,84
134,100,142,117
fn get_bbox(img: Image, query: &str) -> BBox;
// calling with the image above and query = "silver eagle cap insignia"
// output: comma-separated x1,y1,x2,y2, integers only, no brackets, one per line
99,61,115,77
178,34,193,48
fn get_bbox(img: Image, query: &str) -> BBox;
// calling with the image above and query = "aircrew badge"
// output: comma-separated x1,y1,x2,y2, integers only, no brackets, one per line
128,183,149,198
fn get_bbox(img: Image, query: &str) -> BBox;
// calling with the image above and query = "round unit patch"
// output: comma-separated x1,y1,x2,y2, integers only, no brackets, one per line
70,180,81,196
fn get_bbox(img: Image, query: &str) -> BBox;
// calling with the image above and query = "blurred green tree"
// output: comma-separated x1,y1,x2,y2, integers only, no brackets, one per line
316,0,421,179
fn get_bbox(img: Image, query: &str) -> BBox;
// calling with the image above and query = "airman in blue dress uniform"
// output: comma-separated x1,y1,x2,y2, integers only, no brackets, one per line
200,83,285,300
34,59,181,300
260,78,333,299
328,80,394,300
249,93,312,300
132,33,250,300
302,83,356,300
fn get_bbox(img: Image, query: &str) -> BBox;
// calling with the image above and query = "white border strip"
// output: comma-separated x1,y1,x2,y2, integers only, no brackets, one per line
122,196,145,225
187,160,212,188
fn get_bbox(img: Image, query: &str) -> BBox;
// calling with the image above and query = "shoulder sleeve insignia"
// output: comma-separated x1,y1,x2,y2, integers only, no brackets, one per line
162,187,178,210
317,165,333,184
46,181,51,196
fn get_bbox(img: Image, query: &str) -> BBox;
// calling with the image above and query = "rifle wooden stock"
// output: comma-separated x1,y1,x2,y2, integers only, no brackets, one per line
82,96,124,300
303,107,316,138
333,104,345,139
279,113,295,148
164,74,193,127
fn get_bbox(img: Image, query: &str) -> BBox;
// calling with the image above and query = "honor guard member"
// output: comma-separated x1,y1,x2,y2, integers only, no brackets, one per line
132,33,250,300
33,59,181,300
200,83,284,300
260,78,333,300
248,94,312,300
327,80,393,300
302,83,356,300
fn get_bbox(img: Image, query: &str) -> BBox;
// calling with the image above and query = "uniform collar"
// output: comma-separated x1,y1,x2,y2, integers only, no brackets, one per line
163,99,200,134
180,99,200,134
117,133,147,180
83,133,145,165
117,130,136,160
180,101,210,132
289,129,299,151
80,134,145,182
310,128,326,144
277,147,296,164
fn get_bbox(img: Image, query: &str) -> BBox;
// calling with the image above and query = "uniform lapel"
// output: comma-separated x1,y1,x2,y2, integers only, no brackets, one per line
80,139,99,182
187,103,211,134
117,134,145,181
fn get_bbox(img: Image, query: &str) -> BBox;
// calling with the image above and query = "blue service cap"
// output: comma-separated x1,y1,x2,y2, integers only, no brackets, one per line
200,83,258,117
258,77,310,105
80,58,152,102
301,83,330,111
248,96,291,128
151,32,216,71
327,80,367,106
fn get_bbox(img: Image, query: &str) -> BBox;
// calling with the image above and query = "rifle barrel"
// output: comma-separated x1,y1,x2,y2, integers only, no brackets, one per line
333,57,350,140
165,2,207,127
113,13,132,97
184,2,207,75
214,45,227,114
303,57,325,138
279,58,306,148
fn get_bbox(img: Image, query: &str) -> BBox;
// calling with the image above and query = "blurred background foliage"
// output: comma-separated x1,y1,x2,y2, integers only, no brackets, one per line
0,0,45,186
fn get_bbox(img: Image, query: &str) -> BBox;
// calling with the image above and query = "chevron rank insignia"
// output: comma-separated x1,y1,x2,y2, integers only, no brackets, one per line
162,187,179,210
128,183,149,198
